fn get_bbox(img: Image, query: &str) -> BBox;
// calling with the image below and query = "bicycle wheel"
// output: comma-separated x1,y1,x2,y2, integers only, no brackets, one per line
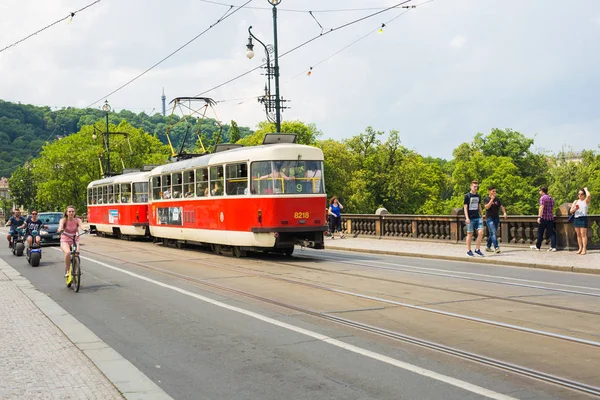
73,256,81,293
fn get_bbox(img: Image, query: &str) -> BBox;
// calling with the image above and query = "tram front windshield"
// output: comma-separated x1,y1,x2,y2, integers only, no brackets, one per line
251,160,324,195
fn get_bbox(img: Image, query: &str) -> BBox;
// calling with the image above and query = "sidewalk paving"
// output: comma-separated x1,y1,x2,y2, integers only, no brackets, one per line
0,260,172,400
324,236,600,275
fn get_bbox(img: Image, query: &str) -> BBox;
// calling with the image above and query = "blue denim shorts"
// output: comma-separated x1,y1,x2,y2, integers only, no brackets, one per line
466,217,484,233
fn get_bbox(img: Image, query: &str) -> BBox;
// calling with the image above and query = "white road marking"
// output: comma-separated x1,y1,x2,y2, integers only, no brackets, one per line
78,253,518,400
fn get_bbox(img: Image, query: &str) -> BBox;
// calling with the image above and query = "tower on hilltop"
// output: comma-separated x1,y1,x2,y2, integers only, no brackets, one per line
161,88,166,116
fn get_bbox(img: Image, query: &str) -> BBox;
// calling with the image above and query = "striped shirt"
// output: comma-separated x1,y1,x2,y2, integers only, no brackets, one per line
539,194,555,220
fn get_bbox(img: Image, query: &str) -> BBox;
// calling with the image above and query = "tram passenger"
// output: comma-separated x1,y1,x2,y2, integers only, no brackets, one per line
163,189,172,199
258,162,292,194
305,162,322,193
211,182,223,196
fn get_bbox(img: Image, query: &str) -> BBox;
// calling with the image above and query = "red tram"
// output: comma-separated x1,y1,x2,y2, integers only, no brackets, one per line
87,171,150,239
87,142,327,255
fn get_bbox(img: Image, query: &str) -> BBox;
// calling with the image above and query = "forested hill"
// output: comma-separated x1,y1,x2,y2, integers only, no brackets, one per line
0,99,252,178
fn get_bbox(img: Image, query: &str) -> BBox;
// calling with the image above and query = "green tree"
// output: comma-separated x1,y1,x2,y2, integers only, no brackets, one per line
229,120,241,143
7,166,36,211
473,128,548,183
32,121,170,211
238,120,321,146
316,139,354,206
547,149,600,213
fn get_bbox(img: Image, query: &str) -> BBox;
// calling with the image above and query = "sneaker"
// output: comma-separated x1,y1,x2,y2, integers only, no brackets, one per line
340,234,345,239
466,250,475,257
547,248,557,252
474,249,485,257
485,247,493,252
530,245,540,251
495,247,501,254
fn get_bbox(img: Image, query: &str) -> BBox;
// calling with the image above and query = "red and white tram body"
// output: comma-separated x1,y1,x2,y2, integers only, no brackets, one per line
147,143,327,254
87,171,150,238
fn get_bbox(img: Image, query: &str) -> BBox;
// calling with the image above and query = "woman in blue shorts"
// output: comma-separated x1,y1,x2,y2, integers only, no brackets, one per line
570,187,591,255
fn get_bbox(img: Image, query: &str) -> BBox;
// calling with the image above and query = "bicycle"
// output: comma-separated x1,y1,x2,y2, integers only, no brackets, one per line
61,230,88,292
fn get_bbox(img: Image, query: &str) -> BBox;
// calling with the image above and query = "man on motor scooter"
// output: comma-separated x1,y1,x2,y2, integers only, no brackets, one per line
19,210,47,248
5,208,25,248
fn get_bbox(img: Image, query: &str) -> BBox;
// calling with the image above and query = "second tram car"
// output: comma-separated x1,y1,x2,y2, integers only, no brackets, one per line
87,171,151,239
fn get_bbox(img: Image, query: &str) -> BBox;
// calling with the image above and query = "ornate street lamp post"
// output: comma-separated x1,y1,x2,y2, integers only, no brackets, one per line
102,100,112,176
92,100,129,178
246,0,284,133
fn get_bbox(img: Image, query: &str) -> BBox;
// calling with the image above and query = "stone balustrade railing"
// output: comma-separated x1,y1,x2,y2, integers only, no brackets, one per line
341,203,600,250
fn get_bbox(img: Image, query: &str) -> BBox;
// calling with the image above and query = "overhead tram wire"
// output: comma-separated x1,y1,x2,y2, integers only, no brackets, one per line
0,0,102,54
195,0,415,97
86,0,253,108
286,0,434,82
197,0,413,13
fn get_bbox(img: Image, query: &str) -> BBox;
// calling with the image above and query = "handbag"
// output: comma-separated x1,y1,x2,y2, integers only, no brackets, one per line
568,213,575,223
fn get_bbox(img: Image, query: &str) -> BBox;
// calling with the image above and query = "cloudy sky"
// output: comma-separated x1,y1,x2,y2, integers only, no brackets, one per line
1,0,599,159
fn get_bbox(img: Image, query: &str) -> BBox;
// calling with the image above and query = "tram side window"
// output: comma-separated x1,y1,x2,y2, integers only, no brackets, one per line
161,174,172,199
113,184,121,204
183,170,195,198
102,185,108,204
209,165,224,196
251,161,271,194
172,172,183,199
289,160,323,194
152,176,162,200
120,183,131,203
133,182,148,203
92,187,98,204
87,188,92,205
196,168,208,197
226,163,248,196
107,185,114,203
304,161,324,194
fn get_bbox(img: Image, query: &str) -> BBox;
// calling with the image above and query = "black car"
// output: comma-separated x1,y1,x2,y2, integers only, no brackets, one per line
37,212,63,245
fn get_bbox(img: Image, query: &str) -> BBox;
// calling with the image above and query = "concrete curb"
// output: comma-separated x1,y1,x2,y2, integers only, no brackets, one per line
0,262,174,400
324,245,600,275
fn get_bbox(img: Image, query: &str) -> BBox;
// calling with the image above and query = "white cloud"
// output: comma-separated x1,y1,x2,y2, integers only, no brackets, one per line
1,0,600,159
449,35,467,49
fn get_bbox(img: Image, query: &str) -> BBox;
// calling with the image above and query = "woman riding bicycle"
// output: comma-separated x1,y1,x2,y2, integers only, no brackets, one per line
57,205,85,277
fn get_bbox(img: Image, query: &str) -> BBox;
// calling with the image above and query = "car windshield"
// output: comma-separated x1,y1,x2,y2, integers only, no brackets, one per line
39,213,62,224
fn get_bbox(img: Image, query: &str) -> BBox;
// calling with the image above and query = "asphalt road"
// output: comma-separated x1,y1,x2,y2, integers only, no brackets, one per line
3,234,599,400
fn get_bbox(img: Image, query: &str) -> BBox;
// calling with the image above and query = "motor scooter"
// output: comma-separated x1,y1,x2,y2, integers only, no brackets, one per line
25,229,42,267
10,228,25,256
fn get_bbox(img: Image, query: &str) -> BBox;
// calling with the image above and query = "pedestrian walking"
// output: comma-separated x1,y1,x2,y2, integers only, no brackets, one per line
531,186,557,251
484,186,507,253
570,187,591,255
464,180,485,257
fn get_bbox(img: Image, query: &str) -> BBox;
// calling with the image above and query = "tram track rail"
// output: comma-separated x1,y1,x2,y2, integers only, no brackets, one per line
251,258,600,317
83,239,600,342
79,244,600,397
298,252,600,297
